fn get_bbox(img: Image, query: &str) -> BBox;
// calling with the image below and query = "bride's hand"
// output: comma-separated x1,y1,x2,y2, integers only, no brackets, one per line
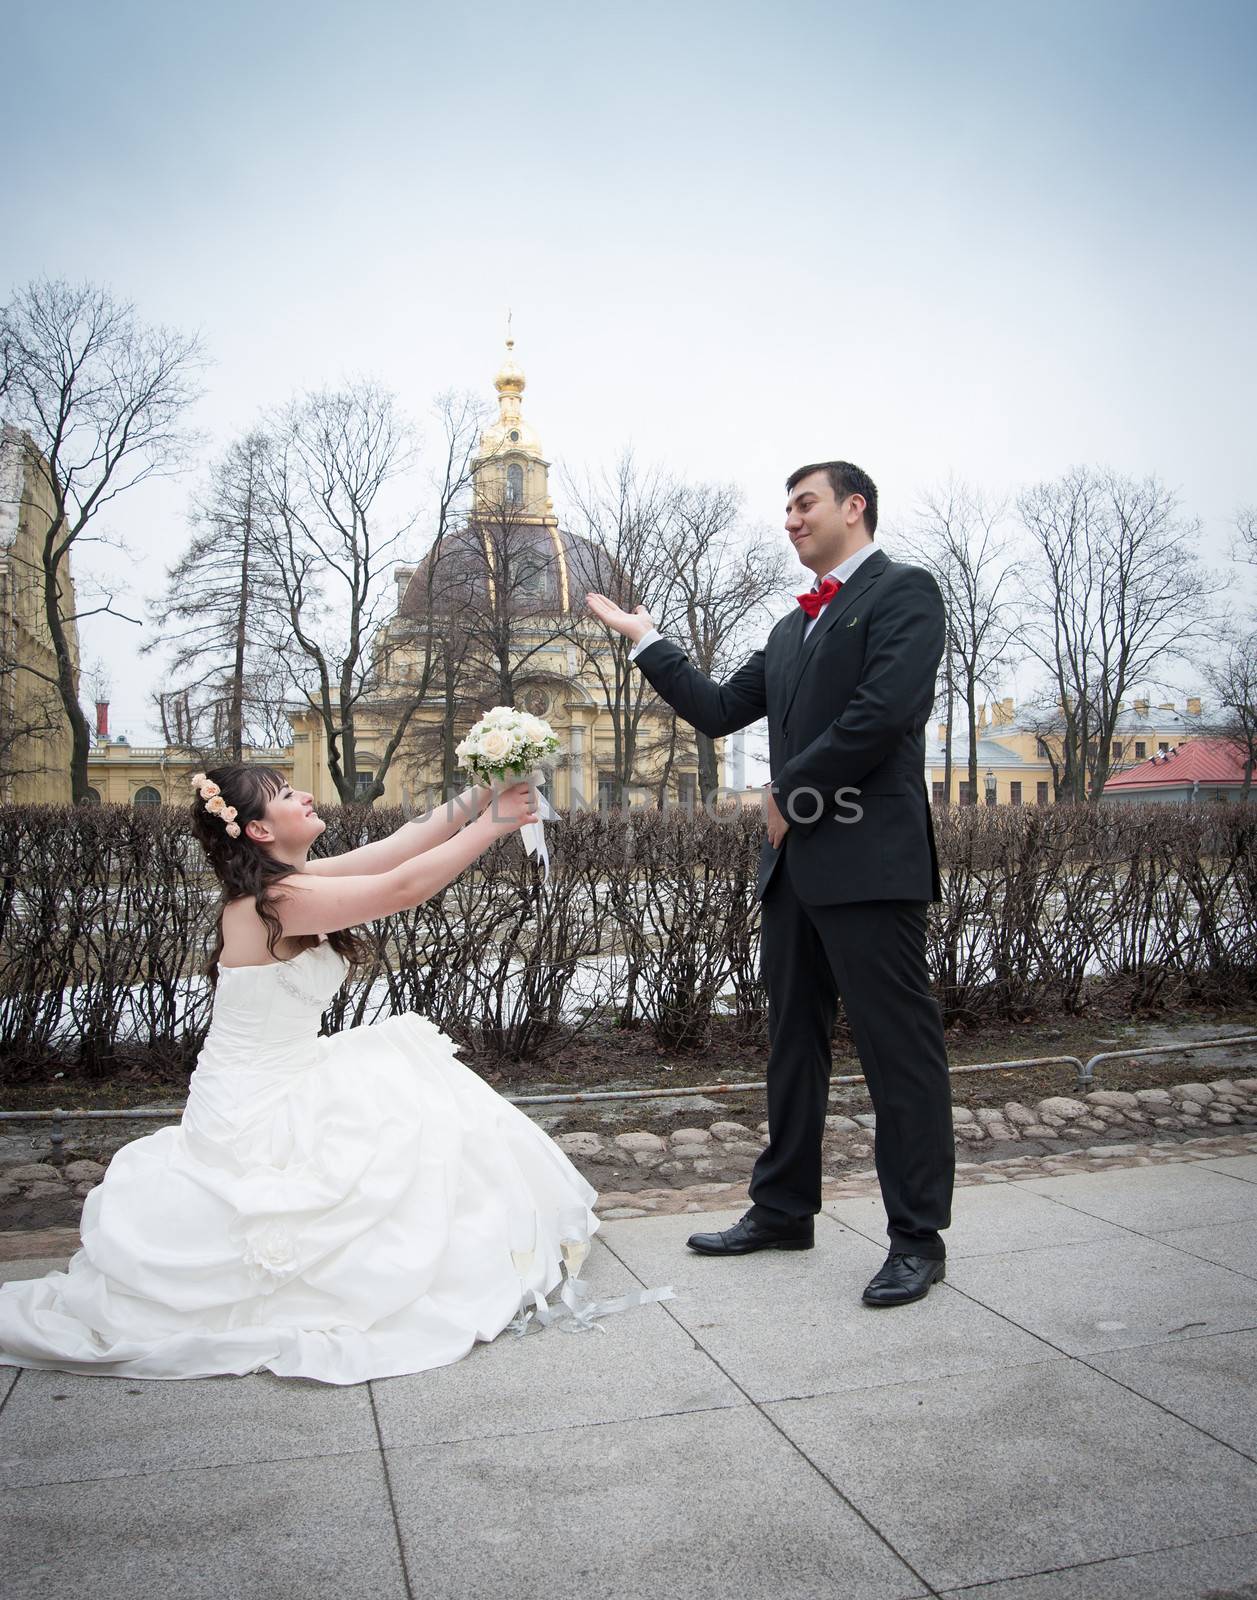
485,781,541,832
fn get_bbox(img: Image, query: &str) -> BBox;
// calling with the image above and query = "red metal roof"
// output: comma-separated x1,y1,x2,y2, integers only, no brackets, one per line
1103,738,1251,791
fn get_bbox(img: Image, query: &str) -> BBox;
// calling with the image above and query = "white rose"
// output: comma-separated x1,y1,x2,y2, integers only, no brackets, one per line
478,726,515,763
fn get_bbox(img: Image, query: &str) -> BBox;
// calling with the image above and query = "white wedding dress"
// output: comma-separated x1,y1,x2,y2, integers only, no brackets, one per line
0,941,639,1385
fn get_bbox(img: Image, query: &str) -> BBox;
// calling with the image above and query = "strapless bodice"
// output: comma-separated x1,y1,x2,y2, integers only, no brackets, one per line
204,941,348,1062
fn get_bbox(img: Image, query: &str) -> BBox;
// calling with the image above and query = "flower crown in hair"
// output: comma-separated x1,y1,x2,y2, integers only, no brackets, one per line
191,773,241,838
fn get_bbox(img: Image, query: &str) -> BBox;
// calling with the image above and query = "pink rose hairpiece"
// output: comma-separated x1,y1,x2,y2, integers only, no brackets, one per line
191,773,241,838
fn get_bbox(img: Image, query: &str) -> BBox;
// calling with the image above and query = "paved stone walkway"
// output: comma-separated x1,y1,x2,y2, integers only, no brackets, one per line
3,1131,1257,1598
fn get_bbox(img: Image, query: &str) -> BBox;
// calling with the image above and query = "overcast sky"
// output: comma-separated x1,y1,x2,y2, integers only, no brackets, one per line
2,0,1254,744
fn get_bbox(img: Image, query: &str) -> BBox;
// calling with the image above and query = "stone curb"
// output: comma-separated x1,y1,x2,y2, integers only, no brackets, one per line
2,1077,1255,1238
5,1130,1254,1256
593,1128,1257,1218
549,1077,1257,1201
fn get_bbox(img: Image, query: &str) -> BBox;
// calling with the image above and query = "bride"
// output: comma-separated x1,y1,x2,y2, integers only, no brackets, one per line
0,767,628,1385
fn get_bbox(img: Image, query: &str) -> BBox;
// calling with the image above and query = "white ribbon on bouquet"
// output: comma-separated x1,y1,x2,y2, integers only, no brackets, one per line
492,767,557,882
520,784,558,882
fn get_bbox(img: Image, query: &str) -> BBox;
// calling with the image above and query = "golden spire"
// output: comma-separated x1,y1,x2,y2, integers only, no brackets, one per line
494,325,526,398
474,319,549,510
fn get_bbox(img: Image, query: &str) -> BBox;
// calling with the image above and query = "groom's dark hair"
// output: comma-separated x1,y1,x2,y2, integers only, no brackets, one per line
785,460,878,536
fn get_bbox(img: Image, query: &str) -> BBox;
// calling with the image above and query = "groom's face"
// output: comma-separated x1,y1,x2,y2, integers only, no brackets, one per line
785,472,856,574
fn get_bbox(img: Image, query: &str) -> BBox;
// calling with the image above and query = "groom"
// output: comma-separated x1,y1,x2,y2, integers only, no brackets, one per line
587,461,954,1307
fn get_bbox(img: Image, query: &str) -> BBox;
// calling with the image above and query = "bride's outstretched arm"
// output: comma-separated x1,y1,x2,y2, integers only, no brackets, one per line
303,786,491,878
279,784,537,936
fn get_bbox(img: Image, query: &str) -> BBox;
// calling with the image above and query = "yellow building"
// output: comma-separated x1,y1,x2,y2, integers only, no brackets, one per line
0,427,81,805
290,338,704,810
928,696,1203,805
85,720,292,807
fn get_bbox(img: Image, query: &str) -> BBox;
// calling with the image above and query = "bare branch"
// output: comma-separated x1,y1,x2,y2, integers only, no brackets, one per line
0,278,204,798
1015,466,1224,801
66,594,142,626
896,480,1021,804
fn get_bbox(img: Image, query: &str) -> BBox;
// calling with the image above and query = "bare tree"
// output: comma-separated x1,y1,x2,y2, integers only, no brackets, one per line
664,481,788,799
144,431,290,760
394,486,577,802
563,452,685,795
1199,627,1257,798
430,599,484,795
0,631,65,793
1016,467,1221,802
1197,509,1257,799
0,279,203,799
898,481,1020,804
257,381,428,804
448,491,570,707
1234,506,1257,572
381,390,494,799
392,529,487,798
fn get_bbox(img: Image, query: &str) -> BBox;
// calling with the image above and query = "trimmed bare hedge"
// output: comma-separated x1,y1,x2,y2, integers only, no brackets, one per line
1,801,1254,1082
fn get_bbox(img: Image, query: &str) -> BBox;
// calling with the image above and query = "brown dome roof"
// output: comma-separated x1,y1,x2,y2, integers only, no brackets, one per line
398,519,613,621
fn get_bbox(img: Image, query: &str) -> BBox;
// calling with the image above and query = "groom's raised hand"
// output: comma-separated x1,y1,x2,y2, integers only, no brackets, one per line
585,592,654,644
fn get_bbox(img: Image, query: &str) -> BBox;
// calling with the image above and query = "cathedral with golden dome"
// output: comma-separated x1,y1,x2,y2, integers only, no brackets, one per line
283,335,705,811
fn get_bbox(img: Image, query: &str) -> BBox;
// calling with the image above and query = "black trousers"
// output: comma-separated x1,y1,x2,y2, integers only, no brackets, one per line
748,871,955,1260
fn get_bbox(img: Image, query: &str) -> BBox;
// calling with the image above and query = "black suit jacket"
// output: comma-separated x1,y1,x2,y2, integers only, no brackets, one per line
634,548,945,906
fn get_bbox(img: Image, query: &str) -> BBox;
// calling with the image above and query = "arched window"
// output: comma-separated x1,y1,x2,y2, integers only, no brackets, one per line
133,786,161,807
507,463,524,505
517,553,547,598
80,788,102,806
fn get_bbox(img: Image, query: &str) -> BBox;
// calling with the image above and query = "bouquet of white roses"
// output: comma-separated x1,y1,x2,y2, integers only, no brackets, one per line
455,705,560,784
457,706,561,879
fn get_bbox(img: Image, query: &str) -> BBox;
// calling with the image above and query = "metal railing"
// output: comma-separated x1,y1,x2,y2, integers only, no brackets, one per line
507,1054,1092,1105
3,1033,1253,1165
1075,1034,1257,1088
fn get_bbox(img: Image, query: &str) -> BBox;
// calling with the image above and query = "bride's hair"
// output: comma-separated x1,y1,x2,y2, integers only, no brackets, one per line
190,764,367,982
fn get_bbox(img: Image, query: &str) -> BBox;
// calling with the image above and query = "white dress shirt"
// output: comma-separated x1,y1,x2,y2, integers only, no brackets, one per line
629,540,879,659
801,540,879,639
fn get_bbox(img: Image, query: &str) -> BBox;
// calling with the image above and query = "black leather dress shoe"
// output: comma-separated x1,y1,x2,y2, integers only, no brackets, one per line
862,1252,946,1307
687,1213,814,1255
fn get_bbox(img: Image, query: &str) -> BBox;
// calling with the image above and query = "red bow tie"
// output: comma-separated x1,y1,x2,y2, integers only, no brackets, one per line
797,576,842,619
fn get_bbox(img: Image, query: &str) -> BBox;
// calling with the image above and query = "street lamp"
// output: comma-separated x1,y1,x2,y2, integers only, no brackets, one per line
984,768,997,806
